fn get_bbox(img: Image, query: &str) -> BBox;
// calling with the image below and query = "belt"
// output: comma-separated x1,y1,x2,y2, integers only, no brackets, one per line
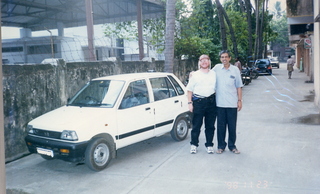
193,93,215,100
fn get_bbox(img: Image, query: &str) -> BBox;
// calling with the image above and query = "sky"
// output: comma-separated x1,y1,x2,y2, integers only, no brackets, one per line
1,0,287,39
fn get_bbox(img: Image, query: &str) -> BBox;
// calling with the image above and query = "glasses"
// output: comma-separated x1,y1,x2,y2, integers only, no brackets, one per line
199,58,209,61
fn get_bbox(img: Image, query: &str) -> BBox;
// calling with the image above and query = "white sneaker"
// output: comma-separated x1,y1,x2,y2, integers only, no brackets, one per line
207,146,214,154
190,145,197,154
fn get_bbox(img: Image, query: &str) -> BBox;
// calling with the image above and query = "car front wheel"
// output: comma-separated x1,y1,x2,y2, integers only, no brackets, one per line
85,138,112,171
40,155,54,160
171,116,189,141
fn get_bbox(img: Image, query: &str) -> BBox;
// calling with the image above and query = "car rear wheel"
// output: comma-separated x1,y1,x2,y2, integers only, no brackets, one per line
171,116,189,141
85,138,112,171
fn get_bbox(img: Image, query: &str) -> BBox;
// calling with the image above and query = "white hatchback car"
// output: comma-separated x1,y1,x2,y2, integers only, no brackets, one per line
25,72,191,171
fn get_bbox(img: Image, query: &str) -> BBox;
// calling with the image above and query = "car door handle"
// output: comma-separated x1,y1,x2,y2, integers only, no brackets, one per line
174,100,179,103
145,107,151,110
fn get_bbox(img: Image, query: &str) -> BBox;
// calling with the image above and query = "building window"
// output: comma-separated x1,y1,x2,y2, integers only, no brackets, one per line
27,44,57,54
2,47,23,53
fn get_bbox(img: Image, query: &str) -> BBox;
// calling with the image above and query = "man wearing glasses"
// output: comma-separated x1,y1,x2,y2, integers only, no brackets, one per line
186,55,217,154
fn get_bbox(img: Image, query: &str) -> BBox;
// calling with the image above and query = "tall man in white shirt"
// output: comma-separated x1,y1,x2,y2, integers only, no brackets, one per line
212,50,243,154
186,54,217,154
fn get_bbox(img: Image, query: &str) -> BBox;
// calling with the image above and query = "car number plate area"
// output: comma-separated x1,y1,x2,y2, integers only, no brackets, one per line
37,147,54,157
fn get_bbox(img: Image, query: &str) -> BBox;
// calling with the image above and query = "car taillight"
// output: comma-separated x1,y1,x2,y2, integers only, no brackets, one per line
267,66,271,69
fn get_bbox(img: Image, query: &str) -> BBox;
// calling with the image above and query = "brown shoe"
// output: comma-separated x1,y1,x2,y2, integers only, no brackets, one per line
216,149,224,154
231,148,240,154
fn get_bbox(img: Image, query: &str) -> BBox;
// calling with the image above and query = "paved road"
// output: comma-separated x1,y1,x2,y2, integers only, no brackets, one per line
6,64,320,194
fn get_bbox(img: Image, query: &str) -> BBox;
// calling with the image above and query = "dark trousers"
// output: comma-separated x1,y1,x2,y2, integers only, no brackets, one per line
217,107,238,150
190,95,216,147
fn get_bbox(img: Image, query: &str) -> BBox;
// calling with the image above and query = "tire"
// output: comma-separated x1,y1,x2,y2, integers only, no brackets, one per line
40,155,54,160
85,138,112,171
244,79,250,85
252,71,259,79
170,116,189,141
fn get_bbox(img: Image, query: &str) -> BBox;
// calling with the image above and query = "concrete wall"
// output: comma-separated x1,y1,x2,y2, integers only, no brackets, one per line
3,59,196,162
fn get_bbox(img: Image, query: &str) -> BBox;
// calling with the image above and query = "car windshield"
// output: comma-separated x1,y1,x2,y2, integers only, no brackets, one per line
68,80,125,108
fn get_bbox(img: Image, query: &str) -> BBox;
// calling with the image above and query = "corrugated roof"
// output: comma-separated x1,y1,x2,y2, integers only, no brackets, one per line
1,0,165,31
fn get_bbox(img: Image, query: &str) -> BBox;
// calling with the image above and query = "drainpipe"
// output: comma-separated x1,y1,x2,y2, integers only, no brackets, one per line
0,17,6,194
45,27,55,58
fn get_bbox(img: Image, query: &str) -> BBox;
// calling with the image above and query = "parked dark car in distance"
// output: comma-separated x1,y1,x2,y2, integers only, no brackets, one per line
254,59,272,75
270,57,279,68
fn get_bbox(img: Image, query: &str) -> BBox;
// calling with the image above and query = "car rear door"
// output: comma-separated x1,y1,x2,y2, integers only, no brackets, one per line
149,76,186,136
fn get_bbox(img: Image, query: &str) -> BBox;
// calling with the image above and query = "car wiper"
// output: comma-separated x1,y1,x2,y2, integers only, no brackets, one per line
67,102,87,107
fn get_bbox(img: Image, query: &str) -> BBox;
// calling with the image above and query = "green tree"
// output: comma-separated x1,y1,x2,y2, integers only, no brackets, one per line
103,18,166,54
270,10,288,48
175,0,221,63
270,1,285,19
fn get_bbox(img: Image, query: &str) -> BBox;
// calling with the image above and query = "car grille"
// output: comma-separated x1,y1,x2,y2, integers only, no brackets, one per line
32,128,61,139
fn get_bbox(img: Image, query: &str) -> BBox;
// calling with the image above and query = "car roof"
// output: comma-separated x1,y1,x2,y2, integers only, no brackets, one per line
93,72,175,81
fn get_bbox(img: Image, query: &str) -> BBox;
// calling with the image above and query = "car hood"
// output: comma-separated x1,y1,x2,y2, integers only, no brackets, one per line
29,105,115,132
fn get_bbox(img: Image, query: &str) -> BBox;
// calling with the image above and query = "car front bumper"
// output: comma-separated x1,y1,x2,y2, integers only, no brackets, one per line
25,135,88,163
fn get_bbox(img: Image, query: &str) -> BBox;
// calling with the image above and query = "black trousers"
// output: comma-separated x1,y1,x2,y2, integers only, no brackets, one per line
217,107,238,150
190,95,216,147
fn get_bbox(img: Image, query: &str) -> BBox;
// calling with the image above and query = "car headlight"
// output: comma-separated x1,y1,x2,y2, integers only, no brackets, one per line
27,125,34,134
61,130,78,141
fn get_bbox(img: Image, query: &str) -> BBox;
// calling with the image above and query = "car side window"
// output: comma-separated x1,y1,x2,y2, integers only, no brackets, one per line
119,79,149,109
150,77,177,101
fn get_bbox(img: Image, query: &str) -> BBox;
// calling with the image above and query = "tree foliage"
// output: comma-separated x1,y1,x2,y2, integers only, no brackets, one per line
175,0,221,64
102,0,285,66
270,2,288,48
103,17,166,53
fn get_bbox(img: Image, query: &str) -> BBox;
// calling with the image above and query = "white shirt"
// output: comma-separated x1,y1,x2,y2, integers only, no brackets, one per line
186,70,216,97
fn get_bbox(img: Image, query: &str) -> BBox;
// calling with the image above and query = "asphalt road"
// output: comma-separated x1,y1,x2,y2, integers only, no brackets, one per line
6,63,320,194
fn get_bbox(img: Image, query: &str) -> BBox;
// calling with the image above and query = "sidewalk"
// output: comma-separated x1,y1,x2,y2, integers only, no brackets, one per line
6,63,320,194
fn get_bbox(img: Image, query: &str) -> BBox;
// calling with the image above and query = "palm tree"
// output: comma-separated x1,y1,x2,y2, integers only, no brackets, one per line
164,0,176,73
215,0,228,50
271,1,284,19
244,0,253,57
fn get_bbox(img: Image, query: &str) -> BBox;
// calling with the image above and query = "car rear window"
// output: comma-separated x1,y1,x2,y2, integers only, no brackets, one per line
168,75,185,95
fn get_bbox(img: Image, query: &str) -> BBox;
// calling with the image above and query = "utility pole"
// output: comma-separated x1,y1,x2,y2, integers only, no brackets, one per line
137,0,144,60
85,0,96,61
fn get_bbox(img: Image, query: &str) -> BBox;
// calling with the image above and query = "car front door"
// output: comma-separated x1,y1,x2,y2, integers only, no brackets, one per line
116,79,155,148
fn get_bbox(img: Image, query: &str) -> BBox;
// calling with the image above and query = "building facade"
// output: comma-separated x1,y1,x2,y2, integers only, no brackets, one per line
287,0,320,109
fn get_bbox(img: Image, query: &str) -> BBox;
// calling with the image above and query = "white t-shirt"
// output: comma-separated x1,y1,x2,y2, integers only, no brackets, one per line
186,70,216,97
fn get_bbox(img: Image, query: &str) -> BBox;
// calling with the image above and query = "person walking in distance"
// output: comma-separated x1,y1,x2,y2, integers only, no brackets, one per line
287,55,295,79
234,57,242,71
212,50,243,154
186,54,217,154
